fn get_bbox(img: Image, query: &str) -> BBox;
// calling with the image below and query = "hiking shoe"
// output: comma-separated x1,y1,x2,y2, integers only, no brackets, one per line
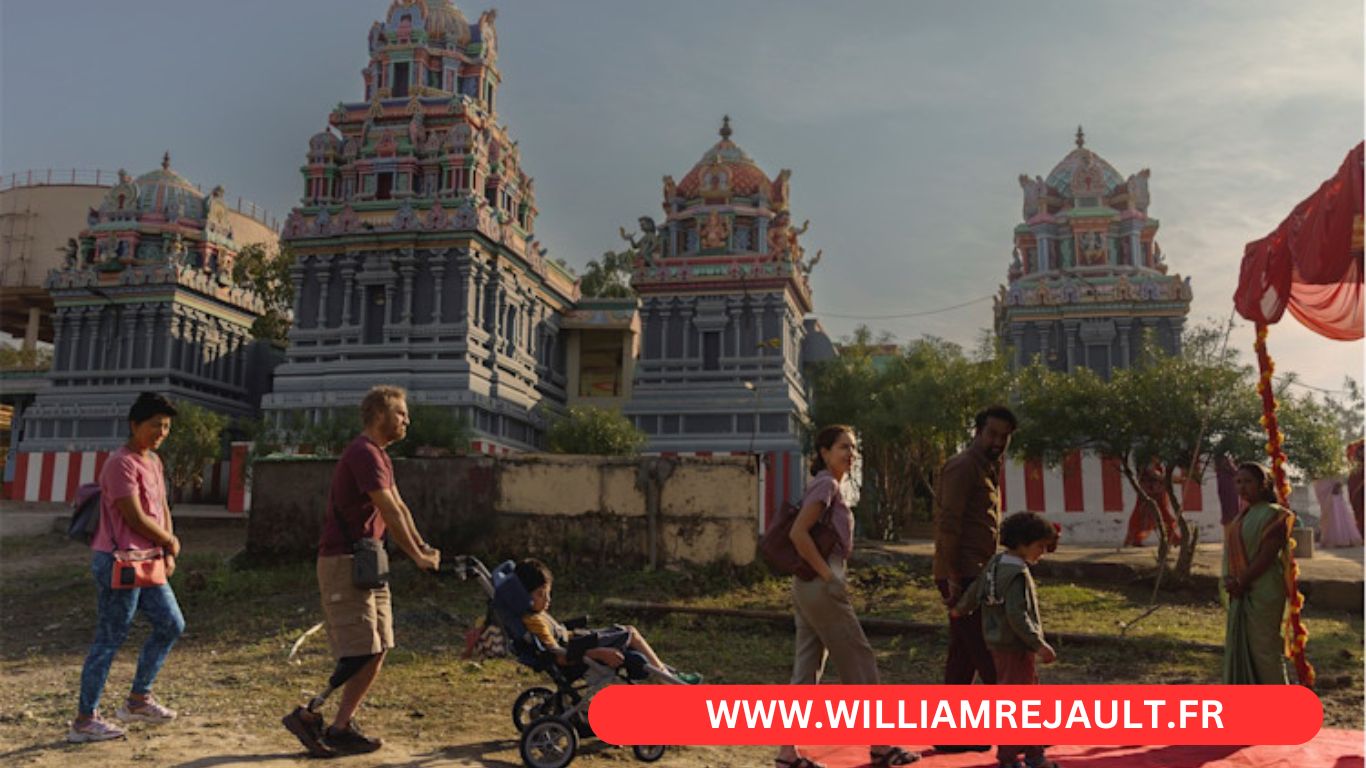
324,721,383,755
282,706,334,758
67,715,126,743
115,696,176,723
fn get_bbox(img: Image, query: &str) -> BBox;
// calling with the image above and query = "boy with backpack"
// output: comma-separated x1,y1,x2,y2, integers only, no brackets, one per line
952,511,1061,768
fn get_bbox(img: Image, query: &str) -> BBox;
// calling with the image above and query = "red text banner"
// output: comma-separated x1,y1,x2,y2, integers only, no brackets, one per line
589,685,1321,746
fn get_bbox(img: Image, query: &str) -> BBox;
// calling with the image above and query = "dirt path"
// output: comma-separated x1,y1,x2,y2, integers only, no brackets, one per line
0,527,768,766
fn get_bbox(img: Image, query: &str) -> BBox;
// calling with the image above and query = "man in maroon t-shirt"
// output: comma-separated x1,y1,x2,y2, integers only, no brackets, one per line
283,386,439,757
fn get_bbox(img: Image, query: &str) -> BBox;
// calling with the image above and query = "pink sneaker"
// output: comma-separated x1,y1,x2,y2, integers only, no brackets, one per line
67,715,126,743
115,695,177,723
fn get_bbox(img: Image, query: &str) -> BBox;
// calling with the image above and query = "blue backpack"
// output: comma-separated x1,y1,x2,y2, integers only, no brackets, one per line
67,483,101,544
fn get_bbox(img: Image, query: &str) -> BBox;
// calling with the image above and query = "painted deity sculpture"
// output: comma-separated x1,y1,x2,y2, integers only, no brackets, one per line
620,216,663,265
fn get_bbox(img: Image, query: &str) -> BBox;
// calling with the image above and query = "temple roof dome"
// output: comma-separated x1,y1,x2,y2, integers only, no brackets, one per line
127,153,206,217
1046,126,1125,198
675,116,774,199
423,0,471,45
385,0,469,45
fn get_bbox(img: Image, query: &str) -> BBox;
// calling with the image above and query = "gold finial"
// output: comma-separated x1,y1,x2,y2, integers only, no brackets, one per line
1075,125,1085,148
720,115,732,140
161,151,171,170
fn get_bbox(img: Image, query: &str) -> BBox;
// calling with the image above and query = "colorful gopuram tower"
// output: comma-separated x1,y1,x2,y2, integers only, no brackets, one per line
623,117,828,469
18,155,269,455
262,0,577,452
994,128,1192,378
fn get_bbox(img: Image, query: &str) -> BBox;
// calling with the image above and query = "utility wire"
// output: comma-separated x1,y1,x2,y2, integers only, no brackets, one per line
820,295,993,320
1277,377,1355,396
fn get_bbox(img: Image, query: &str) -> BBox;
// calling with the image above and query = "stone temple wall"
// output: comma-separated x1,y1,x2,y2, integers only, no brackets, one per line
246,453,759,567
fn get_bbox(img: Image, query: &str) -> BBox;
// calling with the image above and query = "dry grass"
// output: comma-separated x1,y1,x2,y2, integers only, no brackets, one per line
0,526,1358,767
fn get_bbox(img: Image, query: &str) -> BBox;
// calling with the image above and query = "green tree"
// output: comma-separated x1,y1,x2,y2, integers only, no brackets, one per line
232,242,296,345
159,400,228,497
391,404,473,458
809,327,1010,539
578,250,635,298
1276,388,1350,481
300,408,363,457
547,406,646,455
0,343,53,371
1013,325,1342,582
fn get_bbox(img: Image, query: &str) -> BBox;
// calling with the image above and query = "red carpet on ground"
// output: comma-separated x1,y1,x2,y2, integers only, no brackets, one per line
801,728,1364,767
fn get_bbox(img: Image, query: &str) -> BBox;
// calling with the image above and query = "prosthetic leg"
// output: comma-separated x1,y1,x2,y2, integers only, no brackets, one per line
283,654,377,757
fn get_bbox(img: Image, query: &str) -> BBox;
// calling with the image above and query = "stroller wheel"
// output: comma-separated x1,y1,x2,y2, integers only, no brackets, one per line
513,687,558,733
520,716,578,768
633,745,666,762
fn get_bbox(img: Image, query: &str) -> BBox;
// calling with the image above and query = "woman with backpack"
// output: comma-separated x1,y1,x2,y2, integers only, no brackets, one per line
68,393,185,743
773,425,919,768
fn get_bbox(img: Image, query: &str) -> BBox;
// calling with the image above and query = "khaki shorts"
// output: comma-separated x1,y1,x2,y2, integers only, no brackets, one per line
317,555,394,659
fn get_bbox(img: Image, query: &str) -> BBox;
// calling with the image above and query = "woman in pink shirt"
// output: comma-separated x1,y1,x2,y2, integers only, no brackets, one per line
68,393,186,743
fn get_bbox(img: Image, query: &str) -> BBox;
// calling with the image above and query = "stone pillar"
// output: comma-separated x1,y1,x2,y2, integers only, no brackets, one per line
60,310,75,372
87,308,103,371
289,259,307,327
238,333,249,388
472,265,487,329
1063,320,1080,373
140,305,156,370
316,263,331,329
657,304,673,361
357,279,370,333
682,304,694,359
1037,322,1051,368
120,311,137,370
205,325,220,383
383,276,396,329
495,284,508,352
431,260,446,324
1115,318,1133,370
50,310,66,372
728,303,741,360
399,263,415,325
1129,231,1140,267
757,216,769,255
341,265,356,327
161,311,175,370
193,315,207,379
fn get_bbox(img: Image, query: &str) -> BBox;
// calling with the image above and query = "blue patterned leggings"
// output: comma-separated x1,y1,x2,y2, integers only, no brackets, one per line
77,550,185,716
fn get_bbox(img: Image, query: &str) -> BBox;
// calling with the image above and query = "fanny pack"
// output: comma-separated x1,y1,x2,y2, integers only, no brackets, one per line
334,501,389,590
112,547,166,589
350,537,390,590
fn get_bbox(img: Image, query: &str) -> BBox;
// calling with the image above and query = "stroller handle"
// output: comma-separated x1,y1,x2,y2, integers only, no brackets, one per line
435,555,488,580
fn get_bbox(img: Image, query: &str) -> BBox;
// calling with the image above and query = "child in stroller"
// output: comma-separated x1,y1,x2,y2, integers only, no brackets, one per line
514,559,702,685
452,556,699,768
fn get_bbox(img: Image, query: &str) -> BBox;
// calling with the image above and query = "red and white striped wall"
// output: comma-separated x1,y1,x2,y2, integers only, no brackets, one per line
471,440,516,456
12,450,230,505
1001,452,1223,545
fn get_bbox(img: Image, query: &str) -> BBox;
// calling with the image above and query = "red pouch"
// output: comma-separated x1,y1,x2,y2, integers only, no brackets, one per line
111,548,166,589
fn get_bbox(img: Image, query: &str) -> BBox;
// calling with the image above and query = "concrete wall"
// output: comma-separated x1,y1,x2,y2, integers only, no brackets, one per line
246,453,759,567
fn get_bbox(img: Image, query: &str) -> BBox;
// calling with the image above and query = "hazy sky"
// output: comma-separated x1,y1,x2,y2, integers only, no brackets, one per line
4,0,1362,394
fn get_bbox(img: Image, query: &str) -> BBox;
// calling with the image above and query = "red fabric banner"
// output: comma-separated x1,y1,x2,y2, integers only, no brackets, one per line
1234,142,1364,340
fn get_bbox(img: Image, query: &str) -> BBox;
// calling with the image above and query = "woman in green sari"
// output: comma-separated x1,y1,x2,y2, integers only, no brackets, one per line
1222,463,1291,684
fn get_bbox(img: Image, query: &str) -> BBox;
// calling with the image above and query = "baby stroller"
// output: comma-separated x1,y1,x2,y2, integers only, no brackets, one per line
449,556,681,768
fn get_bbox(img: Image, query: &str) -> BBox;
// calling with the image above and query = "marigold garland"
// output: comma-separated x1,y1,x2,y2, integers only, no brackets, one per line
1253,322,1315,687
